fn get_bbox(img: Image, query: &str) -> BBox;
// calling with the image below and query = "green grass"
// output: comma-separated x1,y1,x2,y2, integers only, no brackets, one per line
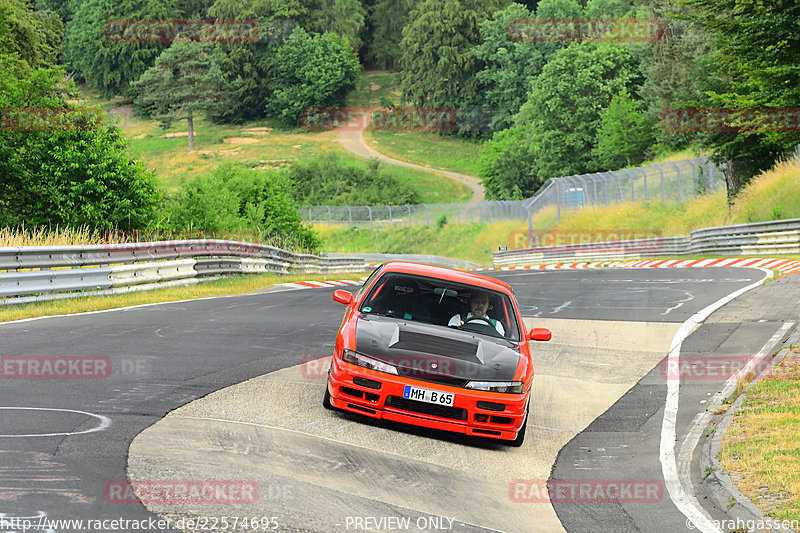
364,130,484,176
721,351,800,523
526,158,800,238
86,74,472,203
344,71,401,107
316,220,523,265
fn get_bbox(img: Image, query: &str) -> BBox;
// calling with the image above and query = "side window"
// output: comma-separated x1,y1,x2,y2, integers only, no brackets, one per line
355,264,383,299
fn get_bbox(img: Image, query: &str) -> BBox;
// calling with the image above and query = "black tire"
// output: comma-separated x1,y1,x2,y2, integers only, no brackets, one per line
508,411,528,447
322,383,334,410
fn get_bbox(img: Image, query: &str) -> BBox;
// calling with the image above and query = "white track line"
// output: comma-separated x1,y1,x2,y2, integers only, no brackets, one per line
660,268,771,533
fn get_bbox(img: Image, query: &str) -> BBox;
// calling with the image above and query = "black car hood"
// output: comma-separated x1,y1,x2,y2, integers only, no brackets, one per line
355,316,521,383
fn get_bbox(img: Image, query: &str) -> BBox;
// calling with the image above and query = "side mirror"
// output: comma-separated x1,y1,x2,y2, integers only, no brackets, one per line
528,328,552,342
332,289,354,305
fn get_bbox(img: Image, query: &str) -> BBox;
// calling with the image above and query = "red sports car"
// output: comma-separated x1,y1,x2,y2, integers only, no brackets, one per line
323,262,551,446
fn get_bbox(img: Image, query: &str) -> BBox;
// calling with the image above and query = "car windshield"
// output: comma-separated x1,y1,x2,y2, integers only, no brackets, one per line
359,273,521,341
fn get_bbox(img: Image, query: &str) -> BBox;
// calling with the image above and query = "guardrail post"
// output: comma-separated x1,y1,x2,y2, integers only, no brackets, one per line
326,206,332,224
425,204,430,226
406,204,411,226
367,206,373,230
347,206,352,226
388,205,393,227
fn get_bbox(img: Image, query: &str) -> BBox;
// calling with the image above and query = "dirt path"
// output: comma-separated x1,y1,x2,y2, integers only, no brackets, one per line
334,112,485,202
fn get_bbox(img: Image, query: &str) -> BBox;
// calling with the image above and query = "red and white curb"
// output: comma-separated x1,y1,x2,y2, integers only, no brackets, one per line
279,259,800,291
274,279,366,290
477,257,800,277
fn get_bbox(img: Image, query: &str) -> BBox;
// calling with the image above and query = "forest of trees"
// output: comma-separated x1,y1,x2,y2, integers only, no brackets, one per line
3,0,799,238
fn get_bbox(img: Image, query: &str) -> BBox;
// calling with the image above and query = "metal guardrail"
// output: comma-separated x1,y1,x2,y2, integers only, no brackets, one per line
0,240,365,304
493,218,800,266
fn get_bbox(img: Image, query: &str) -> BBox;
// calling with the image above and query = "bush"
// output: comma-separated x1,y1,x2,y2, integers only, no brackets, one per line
286,153,419,206
168,163,319,251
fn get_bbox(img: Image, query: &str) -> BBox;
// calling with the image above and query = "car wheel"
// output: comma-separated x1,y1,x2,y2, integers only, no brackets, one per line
508,410,528,447
322,383,334,410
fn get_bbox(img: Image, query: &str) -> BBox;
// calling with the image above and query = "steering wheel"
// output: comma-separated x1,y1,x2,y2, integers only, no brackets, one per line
457,316,491,329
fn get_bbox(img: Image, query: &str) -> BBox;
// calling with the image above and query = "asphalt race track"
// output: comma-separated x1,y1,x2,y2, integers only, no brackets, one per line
0,267,791,533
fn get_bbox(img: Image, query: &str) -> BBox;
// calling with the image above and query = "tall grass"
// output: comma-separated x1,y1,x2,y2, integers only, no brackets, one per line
0,225,314,252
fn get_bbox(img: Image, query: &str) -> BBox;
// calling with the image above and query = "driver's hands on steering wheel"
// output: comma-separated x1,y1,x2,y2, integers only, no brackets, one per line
456,316,491,328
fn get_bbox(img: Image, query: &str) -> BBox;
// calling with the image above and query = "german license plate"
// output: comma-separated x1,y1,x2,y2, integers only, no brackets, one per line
403,385,454,406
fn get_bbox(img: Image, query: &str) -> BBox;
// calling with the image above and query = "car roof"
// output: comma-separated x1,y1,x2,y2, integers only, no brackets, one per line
376,262,512,294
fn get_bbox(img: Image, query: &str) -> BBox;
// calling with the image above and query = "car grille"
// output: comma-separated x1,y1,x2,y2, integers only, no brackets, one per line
386,396,467,421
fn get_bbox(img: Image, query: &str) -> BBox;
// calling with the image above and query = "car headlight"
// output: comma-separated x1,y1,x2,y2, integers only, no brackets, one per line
341,349,399,375
465,381,524,394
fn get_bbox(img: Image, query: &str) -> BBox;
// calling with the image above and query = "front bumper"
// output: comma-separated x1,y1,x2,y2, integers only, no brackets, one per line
327,355,528,441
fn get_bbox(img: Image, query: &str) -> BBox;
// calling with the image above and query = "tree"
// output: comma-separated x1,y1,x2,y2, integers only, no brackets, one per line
0,1,161,230
479,125,540,199
683,0,800,202
265,27,359,125
474,3,546,133
365,0,418,70
205,0,300,124
481,42,642,198
516,42,642,178
307,0,366,53
635,0,723,152
64,0,180,97
1,0,63,68
398,0,508,111
132,41,241,151
593,88,656,169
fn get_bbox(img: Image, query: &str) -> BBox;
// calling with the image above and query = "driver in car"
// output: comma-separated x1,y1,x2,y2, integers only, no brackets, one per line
448,290,505,336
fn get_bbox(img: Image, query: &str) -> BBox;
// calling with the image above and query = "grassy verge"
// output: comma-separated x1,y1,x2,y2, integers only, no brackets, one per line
316,221,522,265
527,158,800,237
363,130,484,177
0,273,364,323
721,347,800,523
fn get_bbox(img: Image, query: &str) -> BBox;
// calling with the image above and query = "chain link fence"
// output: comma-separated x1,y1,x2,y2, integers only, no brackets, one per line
300,156,725,230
